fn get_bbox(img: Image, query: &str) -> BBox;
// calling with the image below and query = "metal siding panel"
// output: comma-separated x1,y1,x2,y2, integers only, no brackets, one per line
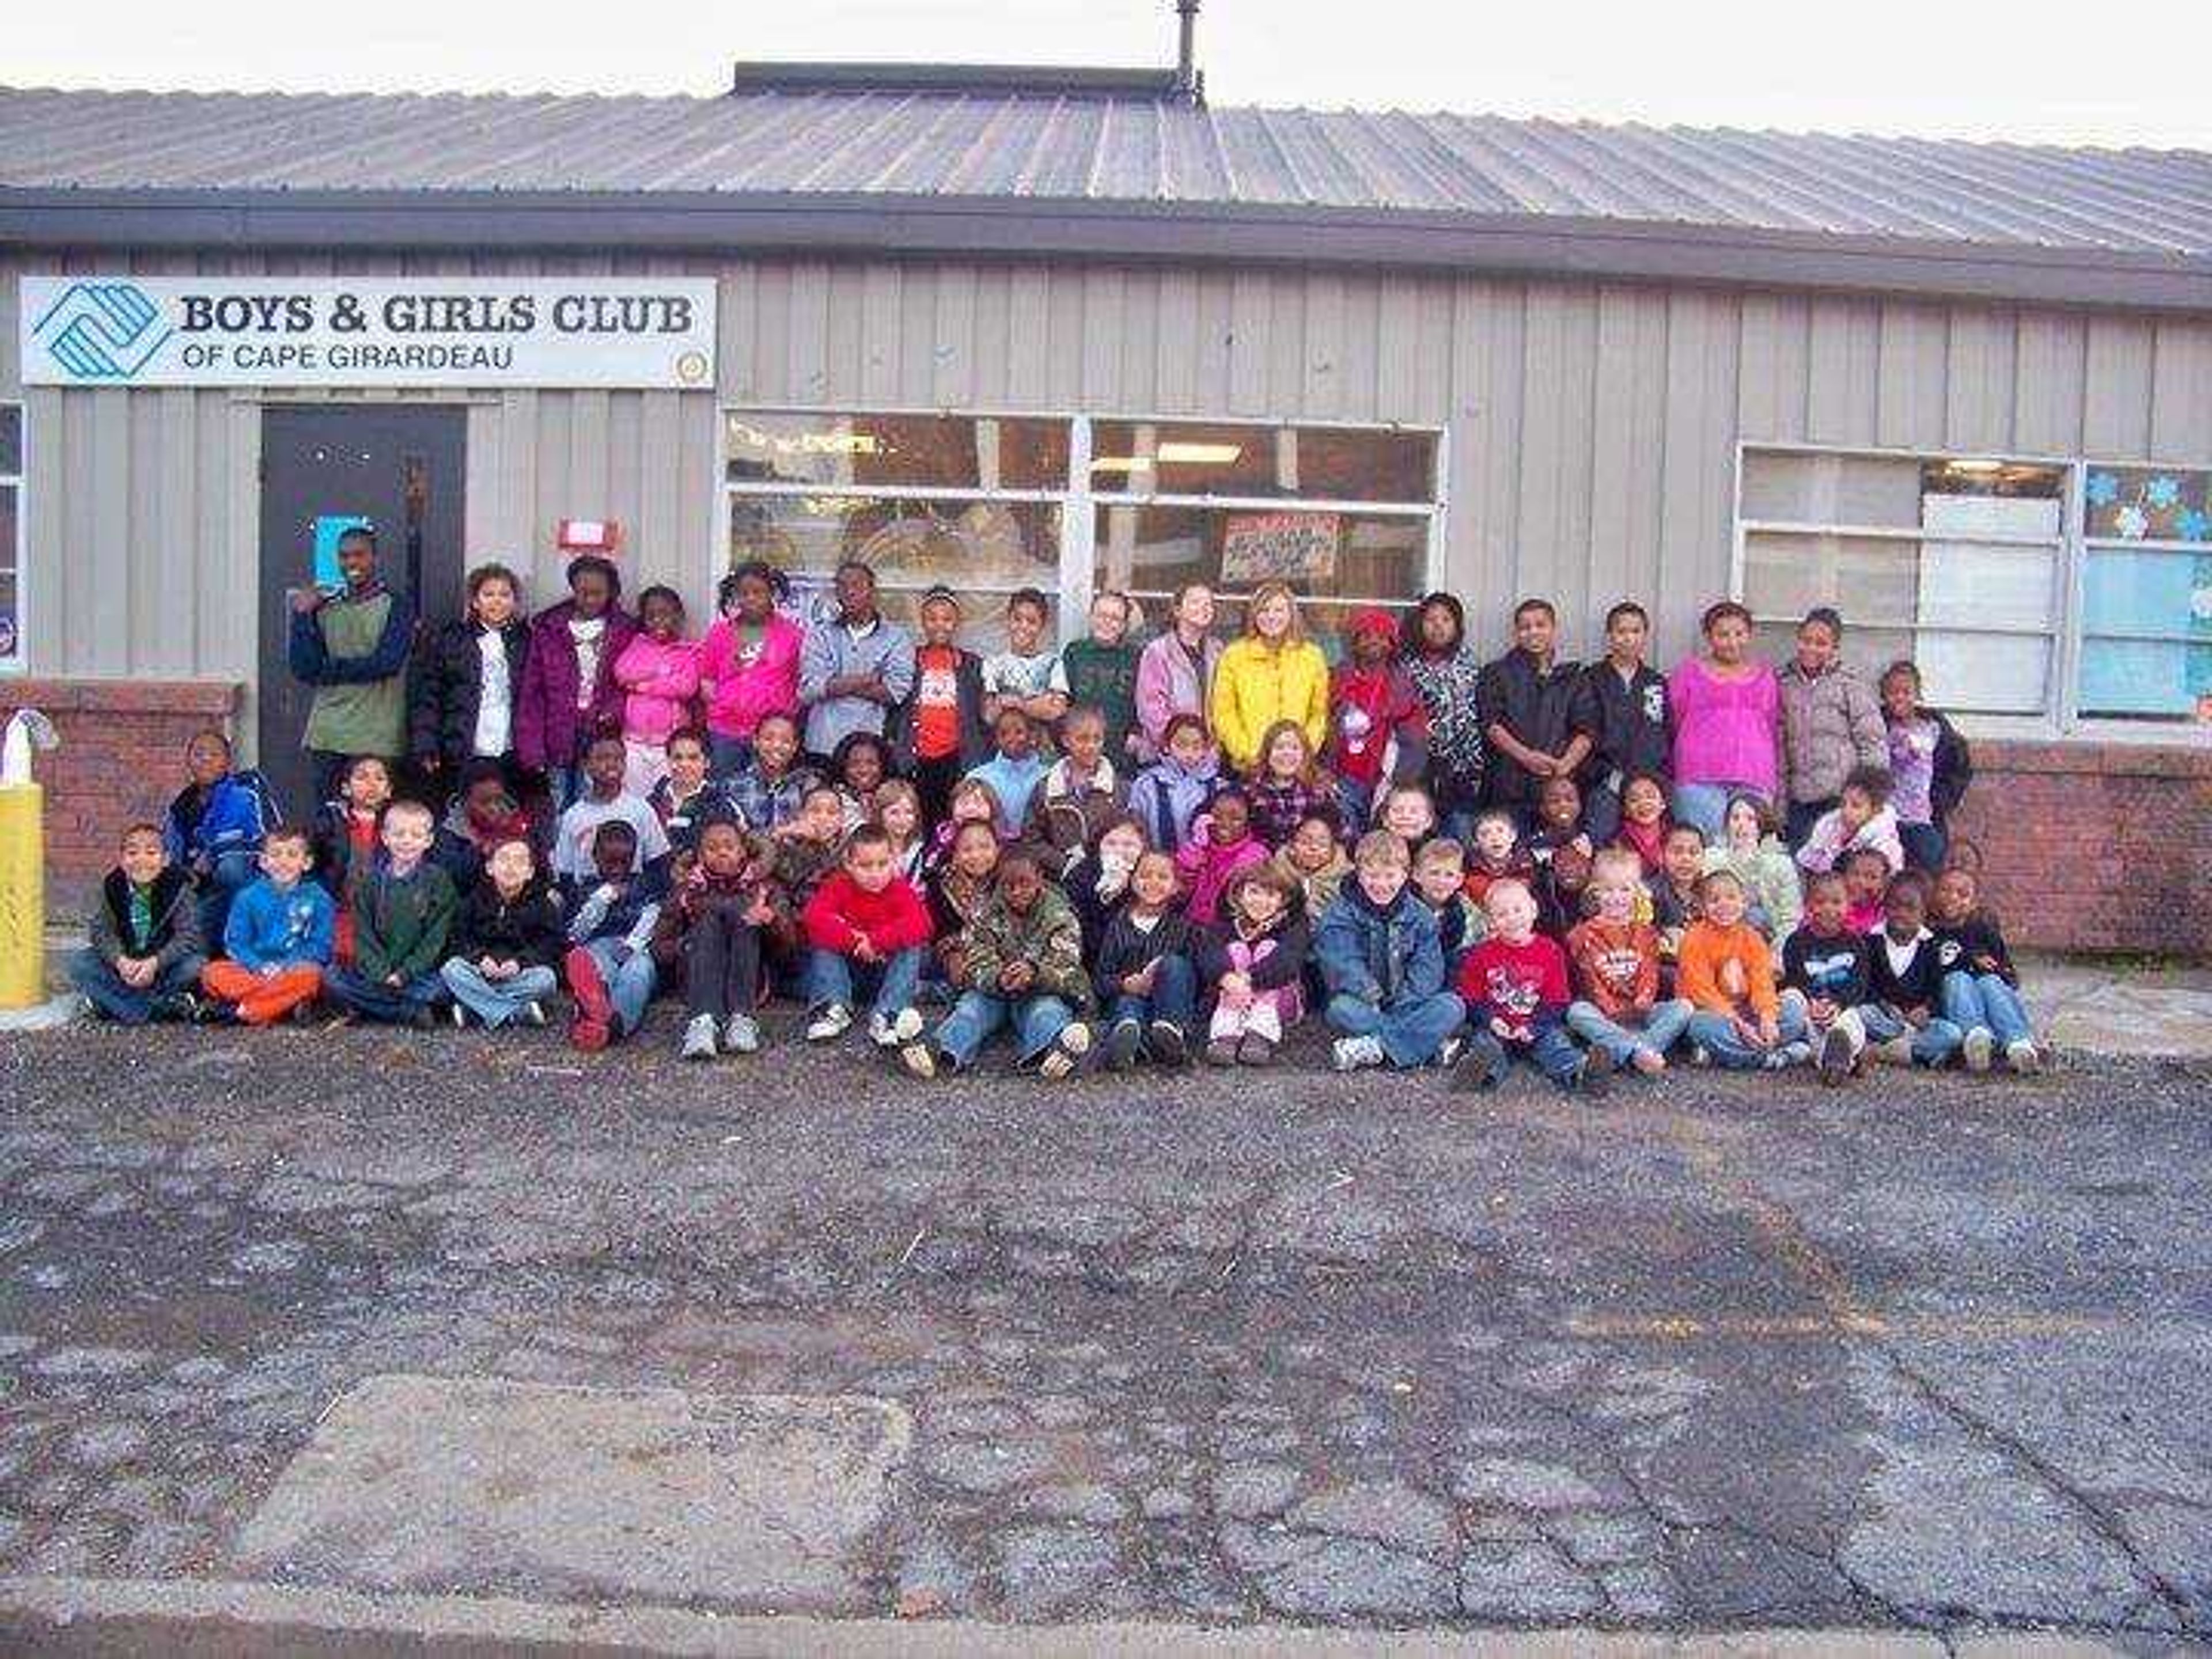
1228,271,1271,416
1456,279,1526,621
719,263,758,403
1043,266,1084,410
1588,286,1669,654
823,262,868,406
464,401,505,556
1337,275,1381,423
785,260,832,407
1191,272,1236,411
1514,285,1597,639
195,391,238,681
1412,277,1454,426
1006,267,1052,403
1078,266,1121,408
1154,269,1199,414
1805,297,1880,446
1299,272,1342,418
2149,319,2212,463
1377,276,1422,419
1656,289,1741,661
2011,310,2086,456
1118,267,1159,415
567,392,612,521
2082,315,2156,459
22,388,62,674
85,391,130,675
145,389,198,673
1944,305,2018,453
1735,293,1809,442
680,392,719,592
1875,301,1949,450
751,262,794,405
527,393,571,598
969,263,1013,408
1264,271,1304,416
935,263,979,409
861,263,903,406
897,264,937,405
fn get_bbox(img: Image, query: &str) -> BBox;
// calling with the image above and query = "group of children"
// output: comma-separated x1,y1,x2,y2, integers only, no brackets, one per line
73,581,2041,1096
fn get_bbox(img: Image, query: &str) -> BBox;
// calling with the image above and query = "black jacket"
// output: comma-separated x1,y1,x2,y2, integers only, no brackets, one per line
1919,706,1974,828
887,646,990,772
1475,649,1593,810
1865,928,1945,1012
1061,851,1136,959
1092,907,1196,1003
1933,914,2015,986
1570,660,1672,786
1783,927,1869,1006
409,618,530,767
452,876,565,968
90,866,203,970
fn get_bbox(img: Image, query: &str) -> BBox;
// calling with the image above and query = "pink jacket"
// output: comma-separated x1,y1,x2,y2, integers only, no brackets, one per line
1174,819,1268,927
697,613,805,741
1668,656,1781,796
1135,631,1225,759
613,634,702,748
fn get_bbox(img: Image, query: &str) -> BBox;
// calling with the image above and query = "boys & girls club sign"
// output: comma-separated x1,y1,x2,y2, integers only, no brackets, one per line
20,276,718,389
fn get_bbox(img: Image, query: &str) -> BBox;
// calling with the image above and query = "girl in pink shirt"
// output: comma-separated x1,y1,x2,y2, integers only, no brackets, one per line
697,561,805,779
613,586,702,797
1668,601,1780,842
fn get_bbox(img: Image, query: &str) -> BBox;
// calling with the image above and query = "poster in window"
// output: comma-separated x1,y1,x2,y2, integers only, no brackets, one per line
2077,549,2212,717
1219,512,1339,585
2085,467,2212,543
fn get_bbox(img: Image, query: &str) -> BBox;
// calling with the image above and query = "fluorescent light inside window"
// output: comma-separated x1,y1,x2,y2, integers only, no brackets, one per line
1157,442,1242,464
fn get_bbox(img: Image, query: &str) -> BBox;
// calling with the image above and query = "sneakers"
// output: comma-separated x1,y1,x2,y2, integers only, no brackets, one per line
1331,1033,1386,1073
1963,1027,1994,1073
2006,1039,2043,1075
866,1010,906,1048
1630,1046,1666,1077
1818,1027,1854,1087
899,1036,940,1079
1104,1018,1145,1072
1574,1046,1613,1099
449,1002,471,1030
286,998,317,1028
1451,1030,1506,1092
520,1000,548,1029
1875,1033,1915,1066
1145,1021,1188,1067
874,1007,922,1055
1687,1044,1711,1068
806,1002,853,1043
721,1013,761,1054
151,991,202,1024
680,1012,719,1060
1204,1037,1239,1067
1236,1034,1276,1067
1037,1022,1091,1080
565,947,613,1052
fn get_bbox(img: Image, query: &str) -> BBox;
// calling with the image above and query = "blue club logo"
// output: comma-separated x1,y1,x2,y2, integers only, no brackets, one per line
31,281,174,381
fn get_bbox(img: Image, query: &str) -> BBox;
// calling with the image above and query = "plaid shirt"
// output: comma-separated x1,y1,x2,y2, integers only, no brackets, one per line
1248,775,1339,849
724,763,819,834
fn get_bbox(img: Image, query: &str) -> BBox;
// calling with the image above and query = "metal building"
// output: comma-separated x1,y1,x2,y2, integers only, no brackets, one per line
2,71,2207,944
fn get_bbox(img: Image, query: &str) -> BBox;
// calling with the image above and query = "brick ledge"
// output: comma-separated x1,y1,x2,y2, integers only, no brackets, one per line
0,677,241,717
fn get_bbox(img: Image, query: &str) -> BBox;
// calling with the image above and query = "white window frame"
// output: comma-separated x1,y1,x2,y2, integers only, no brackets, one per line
0,403,22,676
721,408,1446,637
1733,440,2212,744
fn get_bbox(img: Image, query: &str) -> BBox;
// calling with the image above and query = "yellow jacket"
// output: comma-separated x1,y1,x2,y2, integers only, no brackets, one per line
1209,636,1330,772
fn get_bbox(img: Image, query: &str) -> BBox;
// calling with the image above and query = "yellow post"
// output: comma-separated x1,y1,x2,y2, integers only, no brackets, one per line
0,779,43,1010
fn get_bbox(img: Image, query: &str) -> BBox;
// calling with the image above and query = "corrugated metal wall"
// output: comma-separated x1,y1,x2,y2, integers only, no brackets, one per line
9,251,2212,738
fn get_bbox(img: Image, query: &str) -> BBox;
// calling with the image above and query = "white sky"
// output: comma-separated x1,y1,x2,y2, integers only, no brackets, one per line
12,0,2211,151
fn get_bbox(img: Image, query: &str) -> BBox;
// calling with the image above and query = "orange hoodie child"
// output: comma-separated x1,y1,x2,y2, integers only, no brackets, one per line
1676,918,1778,1021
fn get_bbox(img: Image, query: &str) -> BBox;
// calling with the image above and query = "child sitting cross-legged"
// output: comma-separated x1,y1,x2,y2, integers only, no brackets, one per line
438,835,563,1031
325,799,460,1028
561,819,665,1052
200,827,333,1027
1093,848,1198,1071
1779,870,1874,1087
1564,847,1692,1078
1679,869,1811,1071
552,732,672,888
1527,774,1596,928
1315,830,1465,1074
1928,866,2041,1075
1196,863,1309,1068
1455,878,1609,1097
312,753,392,967
1859,870,1965,1070
164,728,281,950
657,818,781,1060
925,819,1002,994
901,849,1093,1080
802,823,935,1052
71,821,209,1025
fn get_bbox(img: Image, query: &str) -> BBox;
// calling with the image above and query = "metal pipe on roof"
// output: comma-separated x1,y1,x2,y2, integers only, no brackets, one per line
1174,1,1206,108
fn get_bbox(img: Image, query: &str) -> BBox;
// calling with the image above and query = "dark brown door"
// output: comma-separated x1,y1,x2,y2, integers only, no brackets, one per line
257,405,465,816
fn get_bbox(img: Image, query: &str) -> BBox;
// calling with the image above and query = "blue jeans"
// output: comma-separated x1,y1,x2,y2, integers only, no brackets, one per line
1465,1020,1586,1088
1939,970,2032,1047
1858,1002,1965,1065
1899,821,1949,874
1671,782,1763,844
325,965,446,1023
1104,953,1198,1031
440,959,559,1027
70,949,206,1025
708,734,754,782
1325,990,1465,1068
575,937,657,1035
1686,1000,1810,1069
805,945,925,1020
934,989,1081,1069
1566,997,1693,1065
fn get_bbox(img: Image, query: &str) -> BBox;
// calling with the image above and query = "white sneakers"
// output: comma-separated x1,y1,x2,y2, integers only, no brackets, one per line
680,1012,718,1060
1331,1034,1385,1073
806,1002,854,1043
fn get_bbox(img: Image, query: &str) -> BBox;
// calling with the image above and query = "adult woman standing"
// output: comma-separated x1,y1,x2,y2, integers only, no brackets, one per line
409,562,530,803
1134,582,1225,762
1402,591,1486,840
697,560,806,779
1209,581,1329,775
1667,600,1781,842
514,555,638,813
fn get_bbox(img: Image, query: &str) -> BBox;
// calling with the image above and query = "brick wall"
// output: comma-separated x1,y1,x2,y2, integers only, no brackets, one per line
0,677,243,908
1949,738,2212,956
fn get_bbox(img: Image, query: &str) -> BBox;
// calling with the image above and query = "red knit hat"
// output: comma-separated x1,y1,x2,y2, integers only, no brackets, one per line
1347,607,1400,643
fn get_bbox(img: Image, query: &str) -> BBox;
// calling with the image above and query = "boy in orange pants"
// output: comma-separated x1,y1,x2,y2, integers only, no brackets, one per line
200,827,335,1025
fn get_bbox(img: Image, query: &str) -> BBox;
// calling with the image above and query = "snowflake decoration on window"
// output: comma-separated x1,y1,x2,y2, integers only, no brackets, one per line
2180,507,2211,543
2146,476,2183,510
2115,504,2149,539
2086,471,2120,506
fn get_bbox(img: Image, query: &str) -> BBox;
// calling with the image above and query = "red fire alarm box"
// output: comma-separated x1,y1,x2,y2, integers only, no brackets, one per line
556,518,621,554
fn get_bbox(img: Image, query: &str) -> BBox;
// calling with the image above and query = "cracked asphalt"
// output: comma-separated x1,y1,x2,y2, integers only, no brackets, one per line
1,1015,2208,1641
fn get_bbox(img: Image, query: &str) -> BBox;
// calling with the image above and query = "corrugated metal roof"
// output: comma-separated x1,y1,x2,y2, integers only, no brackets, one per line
5,85,2212,306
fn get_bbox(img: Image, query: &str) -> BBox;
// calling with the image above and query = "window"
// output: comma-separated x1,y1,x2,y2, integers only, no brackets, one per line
2078,465,2212,722
1088,420,1440,650
725,411,1442,657
0,405,20,670
1737,447,2067,718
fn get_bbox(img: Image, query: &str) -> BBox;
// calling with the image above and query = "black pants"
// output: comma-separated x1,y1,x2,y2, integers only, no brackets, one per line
684,902,762,1020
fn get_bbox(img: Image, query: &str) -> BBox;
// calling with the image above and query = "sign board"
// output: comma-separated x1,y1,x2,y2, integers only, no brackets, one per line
1219,511,1339,584
310,514,375,592
21,276,717,389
